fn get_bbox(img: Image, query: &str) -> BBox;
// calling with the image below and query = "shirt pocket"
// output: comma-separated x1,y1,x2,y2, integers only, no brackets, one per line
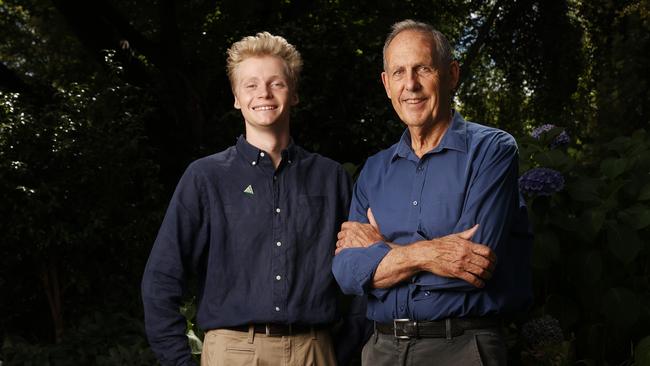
292,195,326,241
223,197,267,235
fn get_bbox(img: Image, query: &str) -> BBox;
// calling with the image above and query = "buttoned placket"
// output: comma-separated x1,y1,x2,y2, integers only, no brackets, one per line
403,156,430,318
271,151,288,319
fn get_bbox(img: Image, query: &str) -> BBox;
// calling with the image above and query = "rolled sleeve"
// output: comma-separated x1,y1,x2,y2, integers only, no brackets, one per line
332,242,391,296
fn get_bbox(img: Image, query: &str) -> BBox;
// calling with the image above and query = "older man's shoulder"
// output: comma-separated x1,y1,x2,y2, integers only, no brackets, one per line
464,120,518,150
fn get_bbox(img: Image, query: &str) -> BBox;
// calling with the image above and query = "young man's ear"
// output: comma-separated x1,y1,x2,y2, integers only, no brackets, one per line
234,95,241,110
291,92,299,106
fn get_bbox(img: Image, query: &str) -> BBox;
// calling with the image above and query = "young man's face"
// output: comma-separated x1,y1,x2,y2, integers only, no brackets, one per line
381,30,458,129
233,55,298,130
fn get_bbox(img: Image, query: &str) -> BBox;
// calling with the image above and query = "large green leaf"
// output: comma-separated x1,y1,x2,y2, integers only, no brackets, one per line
606,223,642,263
617,204,650,230
639,183,650,201
600,158,628,180
567,177,601,203
579,209,607,242
636,336,650,366
601,287,640,329
535,149,571,169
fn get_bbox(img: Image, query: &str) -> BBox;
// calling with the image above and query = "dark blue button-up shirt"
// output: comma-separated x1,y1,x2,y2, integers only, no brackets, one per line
142,136,352,366
332,112,532,323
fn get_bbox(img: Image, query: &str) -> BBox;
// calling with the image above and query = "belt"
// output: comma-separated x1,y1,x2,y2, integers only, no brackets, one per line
223,323,327,337
375,317,501,339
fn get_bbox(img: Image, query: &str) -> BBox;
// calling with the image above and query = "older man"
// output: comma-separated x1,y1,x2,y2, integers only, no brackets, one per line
142,32,358,366
333,20,532,365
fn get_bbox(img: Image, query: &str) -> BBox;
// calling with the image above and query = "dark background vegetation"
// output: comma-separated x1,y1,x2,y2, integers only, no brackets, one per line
1,0,649,364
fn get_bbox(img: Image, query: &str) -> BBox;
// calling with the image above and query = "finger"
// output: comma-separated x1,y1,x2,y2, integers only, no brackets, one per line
341,221,355,229
468,255,493,273
471,244,497,263
456,270,485,288
464,262,493,281
337,231,345,240
458,224,479,240
367,207,379,230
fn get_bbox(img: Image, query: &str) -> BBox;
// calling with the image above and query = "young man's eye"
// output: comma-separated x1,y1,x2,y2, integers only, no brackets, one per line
271,82,286,88
245,84,256,89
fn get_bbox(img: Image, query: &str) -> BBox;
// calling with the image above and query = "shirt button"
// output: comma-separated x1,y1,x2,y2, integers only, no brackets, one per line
412,200,418,206
276,241,282,247
275,306,280,312
273,175,277,180
417,166,424,172
288,160,292,164
275,207,281,213
251,161,256,166
275,275,281,280
260,152,265,157
425,291,431,296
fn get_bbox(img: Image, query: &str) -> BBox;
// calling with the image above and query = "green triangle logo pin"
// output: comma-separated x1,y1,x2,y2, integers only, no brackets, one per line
243,184,254,195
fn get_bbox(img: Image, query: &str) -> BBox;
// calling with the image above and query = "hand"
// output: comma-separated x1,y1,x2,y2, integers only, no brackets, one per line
420,224,497,288
335,208,384,255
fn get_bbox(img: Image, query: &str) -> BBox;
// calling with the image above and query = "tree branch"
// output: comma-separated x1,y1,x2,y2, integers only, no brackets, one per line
458,0,506,87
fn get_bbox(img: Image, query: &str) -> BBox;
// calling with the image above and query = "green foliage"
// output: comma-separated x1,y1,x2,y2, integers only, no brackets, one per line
1,312,157,366
1,0,649,365
519,127,650,364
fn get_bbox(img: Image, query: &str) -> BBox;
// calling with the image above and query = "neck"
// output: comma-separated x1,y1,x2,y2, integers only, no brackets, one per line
408,111,453,158
245,121,290,168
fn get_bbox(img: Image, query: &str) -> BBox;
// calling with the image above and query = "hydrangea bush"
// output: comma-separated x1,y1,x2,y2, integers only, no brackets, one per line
517,126,650,365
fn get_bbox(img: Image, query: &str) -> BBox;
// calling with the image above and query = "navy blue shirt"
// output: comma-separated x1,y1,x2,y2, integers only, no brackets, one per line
142,136,352,366
332,112,532,323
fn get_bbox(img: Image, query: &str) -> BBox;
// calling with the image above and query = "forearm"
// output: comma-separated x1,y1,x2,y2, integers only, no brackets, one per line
372,241,428,288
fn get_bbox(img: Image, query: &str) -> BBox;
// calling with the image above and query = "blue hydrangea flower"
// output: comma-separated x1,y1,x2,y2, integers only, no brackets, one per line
519,168,565,196
531,124,570,147
521,315,564,348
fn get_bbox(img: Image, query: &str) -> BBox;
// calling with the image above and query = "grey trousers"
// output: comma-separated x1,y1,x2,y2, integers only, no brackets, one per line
361,327,507,366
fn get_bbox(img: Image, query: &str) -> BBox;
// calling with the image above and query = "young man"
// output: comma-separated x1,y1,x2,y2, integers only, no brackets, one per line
333,20,533,365
142,32,354,366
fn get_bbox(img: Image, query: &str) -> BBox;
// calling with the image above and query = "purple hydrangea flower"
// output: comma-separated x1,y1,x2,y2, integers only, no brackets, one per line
531,124,570,147
521,315,564,348
519,168,565,196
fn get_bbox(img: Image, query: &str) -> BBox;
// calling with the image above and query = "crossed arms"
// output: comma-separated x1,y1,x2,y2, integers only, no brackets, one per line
335,208,496,289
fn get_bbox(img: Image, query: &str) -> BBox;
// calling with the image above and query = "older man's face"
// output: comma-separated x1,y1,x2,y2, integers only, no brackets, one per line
381,30,458,129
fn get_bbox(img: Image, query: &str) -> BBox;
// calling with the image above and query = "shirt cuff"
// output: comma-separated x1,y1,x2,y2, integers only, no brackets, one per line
333,242,392,296
411,272,475,292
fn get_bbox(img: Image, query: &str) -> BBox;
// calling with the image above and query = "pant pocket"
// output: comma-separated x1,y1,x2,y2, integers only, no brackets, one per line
223,346,255,365
473,331,507,366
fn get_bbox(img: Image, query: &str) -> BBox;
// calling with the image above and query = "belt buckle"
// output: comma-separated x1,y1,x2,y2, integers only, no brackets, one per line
393,318,412,340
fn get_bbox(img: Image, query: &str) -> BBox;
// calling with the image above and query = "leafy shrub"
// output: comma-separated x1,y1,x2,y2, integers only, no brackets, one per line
519,126,650,364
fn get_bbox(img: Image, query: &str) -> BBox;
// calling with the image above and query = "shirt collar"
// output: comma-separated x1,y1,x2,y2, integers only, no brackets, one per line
391,110,468,162
236,135,297,166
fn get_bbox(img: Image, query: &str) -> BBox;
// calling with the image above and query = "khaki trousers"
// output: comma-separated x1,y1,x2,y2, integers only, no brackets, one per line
201,326,337,366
